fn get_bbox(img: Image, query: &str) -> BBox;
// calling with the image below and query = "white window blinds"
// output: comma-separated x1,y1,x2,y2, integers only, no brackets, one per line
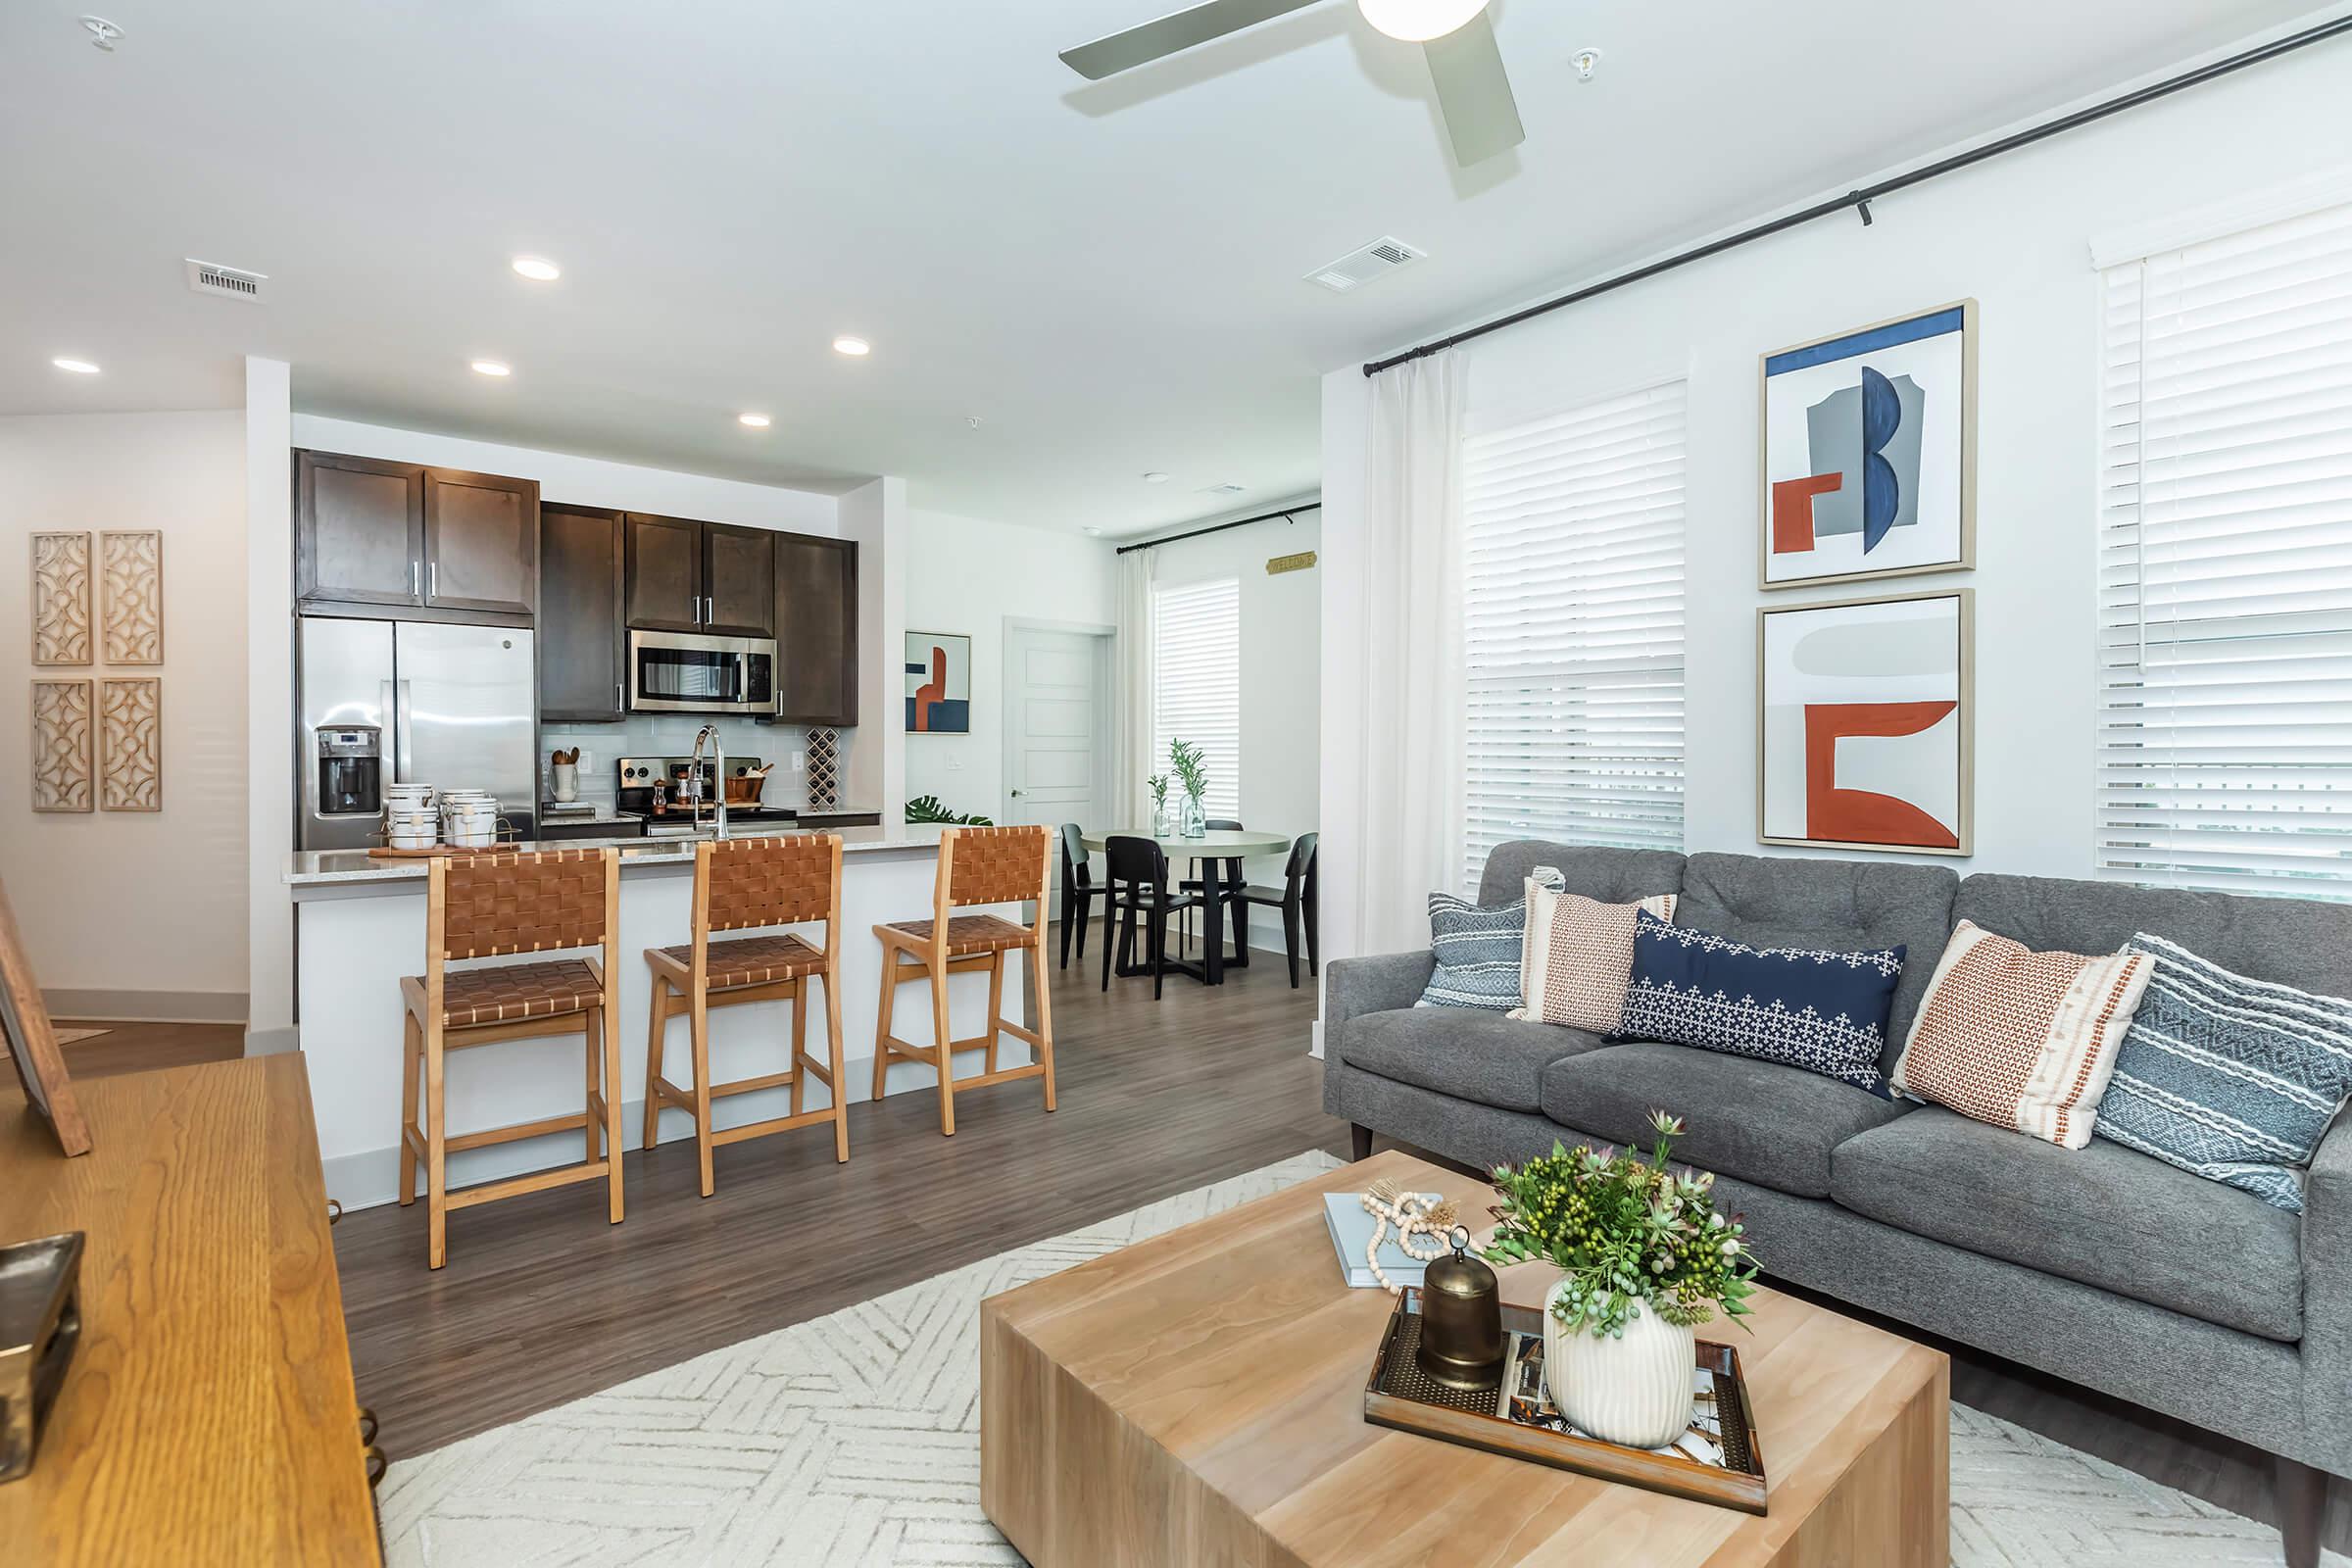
1460,380,1687,888
1152,577,1241,818
2097,199,2352,897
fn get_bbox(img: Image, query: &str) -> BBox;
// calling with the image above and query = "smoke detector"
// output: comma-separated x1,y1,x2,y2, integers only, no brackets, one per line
185,259,269,304
1305,236,1426,294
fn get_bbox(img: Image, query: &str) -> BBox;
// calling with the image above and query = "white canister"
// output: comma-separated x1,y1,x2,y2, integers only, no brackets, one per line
551,763,579,804
1542,1283,1697,1451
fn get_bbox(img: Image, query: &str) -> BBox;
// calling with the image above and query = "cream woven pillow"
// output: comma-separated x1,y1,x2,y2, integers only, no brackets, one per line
1892,919,2154,1149
1510,883,1678,1032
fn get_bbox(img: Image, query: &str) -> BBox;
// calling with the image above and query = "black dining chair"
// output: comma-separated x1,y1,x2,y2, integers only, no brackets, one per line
1101,835,1200,1000
1056,823,1109,970
1178,818,1249,962
1228,831,1319,988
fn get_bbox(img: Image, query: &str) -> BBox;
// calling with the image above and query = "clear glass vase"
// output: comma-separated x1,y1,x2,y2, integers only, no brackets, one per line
1179,792,1206,838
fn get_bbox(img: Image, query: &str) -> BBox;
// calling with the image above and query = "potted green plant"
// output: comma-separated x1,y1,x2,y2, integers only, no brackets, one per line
1167,739,1209,838
1484,1112,1756,1448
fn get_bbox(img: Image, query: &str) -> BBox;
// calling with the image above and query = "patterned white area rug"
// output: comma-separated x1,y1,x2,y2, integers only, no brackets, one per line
382,1152,2343,1568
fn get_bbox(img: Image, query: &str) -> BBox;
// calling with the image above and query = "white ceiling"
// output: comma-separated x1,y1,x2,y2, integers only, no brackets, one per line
0,0,2332,533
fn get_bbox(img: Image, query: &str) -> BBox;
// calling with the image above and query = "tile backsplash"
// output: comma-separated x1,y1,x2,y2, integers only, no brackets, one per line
540,715,864,810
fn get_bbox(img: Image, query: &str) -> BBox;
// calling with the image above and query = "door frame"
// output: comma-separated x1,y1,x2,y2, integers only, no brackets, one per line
1000,618,1114,899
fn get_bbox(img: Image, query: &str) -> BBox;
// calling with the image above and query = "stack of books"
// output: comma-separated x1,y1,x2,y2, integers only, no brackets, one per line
1322,1191,1444,1290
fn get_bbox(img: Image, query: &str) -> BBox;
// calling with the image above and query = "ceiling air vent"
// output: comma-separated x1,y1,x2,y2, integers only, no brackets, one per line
1305,236,1426,294
185,258,268,304
1199,482,1247,497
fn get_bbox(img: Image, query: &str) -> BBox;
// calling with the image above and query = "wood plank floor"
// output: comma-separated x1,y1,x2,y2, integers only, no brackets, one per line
325,922,2341,1552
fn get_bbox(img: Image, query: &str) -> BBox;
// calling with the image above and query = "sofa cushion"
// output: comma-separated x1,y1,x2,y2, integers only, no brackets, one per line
1342,1007,1605,1113
1478,842,1687,909
1832,1105,2303,1341
1417,867,1567,1011
1955,872,2352,1001
1514,888,1678,1032
1676,853,1958,1066
1541,1042,1911,1199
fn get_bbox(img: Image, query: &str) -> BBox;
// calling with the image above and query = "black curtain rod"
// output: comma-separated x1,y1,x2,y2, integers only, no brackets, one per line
1116,501,1322,555
1363,13,2352,377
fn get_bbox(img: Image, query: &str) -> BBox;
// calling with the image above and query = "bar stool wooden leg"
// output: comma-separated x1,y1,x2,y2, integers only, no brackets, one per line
790,978,808,1117
1032,943,1057,1113
642,977,670,1151
984,953,1004,1076
601,993,624,1224
928,955,956,1137
425,1017,449,1270
690,981,715,1199
823,970,849,1162
871,953,892,1101
584,1006,603,1167
399,1011,421,1206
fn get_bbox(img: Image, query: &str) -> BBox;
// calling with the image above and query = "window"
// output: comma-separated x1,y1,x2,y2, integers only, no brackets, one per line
1460,380,1687,887
1152,577,1241,817
2096,200,2352,897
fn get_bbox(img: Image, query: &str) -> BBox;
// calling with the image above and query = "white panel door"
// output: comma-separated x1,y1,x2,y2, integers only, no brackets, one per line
1004,626,1104,914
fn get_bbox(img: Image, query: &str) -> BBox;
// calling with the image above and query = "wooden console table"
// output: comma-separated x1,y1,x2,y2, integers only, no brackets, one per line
0,1054,380,1564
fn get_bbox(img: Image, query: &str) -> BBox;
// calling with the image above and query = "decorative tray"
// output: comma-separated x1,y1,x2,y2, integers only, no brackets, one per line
1363,1288,1768,1514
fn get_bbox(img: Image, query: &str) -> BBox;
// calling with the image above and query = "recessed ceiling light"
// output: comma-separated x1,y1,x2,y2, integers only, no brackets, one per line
832,335,871,357
1142,471,1169,484
738,413,772,428
469,360,512,377
1354,0,1486,44
52,357,101,374
511,255,562,282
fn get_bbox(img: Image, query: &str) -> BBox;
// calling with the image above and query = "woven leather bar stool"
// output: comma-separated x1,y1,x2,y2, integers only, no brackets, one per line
397,847,623,1270
642,833,848,1198
871,824,1057,1137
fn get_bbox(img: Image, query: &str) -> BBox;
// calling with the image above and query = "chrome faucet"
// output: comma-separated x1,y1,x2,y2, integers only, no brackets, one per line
689,724,729,840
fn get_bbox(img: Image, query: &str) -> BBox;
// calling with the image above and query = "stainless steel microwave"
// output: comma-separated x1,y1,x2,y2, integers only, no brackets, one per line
628,629,777,714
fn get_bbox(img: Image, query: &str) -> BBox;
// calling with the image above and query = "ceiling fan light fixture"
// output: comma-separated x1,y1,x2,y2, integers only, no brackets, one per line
1355,0,1487,44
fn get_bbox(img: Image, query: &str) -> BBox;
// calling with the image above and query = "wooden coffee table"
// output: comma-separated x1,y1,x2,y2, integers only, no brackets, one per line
981,1150,1948,1567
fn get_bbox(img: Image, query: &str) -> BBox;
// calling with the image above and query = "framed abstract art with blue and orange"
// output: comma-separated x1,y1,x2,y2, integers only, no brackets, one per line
1759,301,1976,589
1757,589,1973,857
905,631,971,733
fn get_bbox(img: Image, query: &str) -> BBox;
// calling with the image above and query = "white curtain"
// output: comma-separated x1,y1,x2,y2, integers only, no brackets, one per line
1111,544,1157,829
1350,351,1468,955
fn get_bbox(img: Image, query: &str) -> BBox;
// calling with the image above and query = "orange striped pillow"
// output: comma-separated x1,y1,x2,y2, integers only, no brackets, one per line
1892,920,2153,1149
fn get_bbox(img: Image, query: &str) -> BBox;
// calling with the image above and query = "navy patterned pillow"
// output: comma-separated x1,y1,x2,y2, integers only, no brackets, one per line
1617,911,1903,1096
1417,867,1566,1010
2093,933,2352,1213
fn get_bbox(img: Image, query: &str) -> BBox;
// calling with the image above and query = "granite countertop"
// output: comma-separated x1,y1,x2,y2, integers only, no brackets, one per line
287,820,943,888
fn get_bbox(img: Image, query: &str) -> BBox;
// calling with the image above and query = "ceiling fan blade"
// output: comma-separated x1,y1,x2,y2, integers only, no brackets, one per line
1422,12,1524,166
1059,0,1326,79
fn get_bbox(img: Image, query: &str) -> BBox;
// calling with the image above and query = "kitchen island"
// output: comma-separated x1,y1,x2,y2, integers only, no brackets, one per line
287,823,1038,1208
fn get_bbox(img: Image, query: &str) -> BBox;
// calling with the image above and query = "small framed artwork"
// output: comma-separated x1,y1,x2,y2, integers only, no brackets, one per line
0,873,92,1157
1760,300,1976,589
906,631,971,734
1758,589,1972,857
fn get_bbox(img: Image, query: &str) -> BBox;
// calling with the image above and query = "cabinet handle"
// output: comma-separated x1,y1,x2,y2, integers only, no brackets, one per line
412,562,420,597
428,561,438,601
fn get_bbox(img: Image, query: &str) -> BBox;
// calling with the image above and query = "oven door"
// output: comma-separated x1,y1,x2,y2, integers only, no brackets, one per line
629,630,778,714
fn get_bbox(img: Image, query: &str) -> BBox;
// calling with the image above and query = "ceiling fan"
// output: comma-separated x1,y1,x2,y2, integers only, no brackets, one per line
1059,0,1524,167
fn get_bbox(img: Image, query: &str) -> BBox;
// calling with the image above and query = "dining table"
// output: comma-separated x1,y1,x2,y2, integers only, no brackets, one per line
1079,828,1291,986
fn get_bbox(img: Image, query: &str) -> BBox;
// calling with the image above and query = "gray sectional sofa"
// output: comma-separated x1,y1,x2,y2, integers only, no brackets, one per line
1323,841,2351,1566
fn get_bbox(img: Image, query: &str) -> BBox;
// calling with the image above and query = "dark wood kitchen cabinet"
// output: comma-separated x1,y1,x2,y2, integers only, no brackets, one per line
295,449,537,625
623,514,776,638
773,533,858,725
539,505,625,722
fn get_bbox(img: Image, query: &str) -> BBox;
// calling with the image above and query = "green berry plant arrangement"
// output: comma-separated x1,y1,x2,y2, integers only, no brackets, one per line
1484,1111,1758,1339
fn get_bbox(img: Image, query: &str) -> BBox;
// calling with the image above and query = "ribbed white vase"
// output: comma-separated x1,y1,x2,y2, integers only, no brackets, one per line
1543,1281,1696,1450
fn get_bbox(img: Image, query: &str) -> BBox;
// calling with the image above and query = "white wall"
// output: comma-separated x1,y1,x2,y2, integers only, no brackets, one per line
287,415,840,534
1145,505,1322,949
1319,39,2351,963
0,410,250,1019
246,360,294,1045
903,509,1117,821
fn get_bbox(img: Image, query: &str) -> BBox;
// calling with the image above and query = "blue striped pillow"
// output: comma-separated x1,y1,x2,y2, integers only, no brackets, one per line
2093,932,2352,1212
1417,867,1565,1011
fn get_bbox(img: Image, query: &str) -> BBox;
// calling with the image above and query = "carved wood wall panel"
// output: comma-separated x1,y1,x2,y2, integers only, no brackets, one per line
100,530,164,665
31,679,94,812
32,532,92,666
100,677,162,812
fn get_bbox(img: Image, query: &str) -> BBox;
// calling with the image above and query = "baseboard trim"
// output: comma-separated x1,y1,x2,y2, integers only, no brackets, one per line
245,1026,303,1057
45,987,249,1025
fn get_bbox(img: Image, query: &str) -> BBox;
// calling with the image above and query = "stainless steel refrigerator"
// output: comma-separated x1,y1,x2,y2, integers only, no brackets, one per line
298,618,537,851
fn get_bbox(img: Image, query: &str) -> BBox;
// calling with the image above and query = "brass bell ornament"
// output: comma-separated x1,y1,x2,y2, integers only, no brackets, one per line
1414,1226,1505,1391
